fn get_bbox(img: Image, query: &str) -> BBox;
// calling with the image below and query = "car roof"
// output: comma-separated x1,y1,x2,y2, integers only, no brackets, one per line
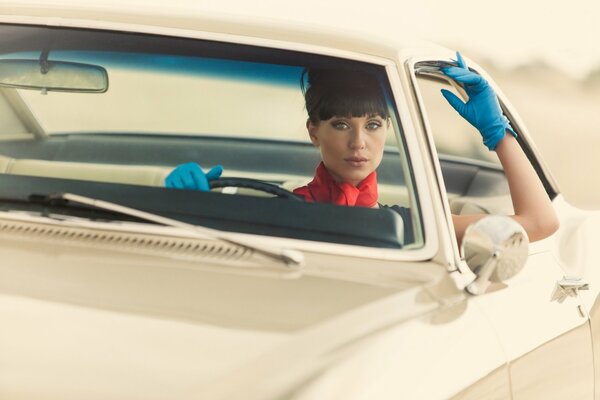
0,0,452,62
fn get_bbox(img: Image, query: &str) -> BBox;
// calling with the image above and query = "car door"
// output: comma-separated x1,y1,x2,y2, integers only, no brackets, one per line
408,55,594,399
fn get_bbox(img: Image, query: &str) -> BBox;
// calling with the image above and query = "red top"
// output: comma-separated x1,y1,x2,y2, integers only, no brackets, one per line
293,162,378,208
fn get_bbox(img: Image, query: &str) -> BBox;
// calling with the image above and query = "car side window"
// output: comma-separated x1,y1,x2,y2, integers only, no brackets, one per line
415,74,500,165
412,66,514,216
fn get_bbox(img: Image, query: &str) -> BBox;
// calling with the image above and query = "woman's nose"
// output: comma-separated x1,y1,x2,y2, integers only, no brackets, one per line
349,130,366,149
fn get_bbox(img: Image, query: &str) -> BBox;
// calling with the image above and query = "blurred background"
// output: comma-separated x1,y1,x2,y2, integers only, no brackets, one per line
127,0,600,208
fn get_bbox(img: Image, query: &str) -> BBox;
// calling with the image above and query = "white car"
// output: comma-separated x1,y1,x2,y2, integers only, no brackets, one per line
1,2,599,399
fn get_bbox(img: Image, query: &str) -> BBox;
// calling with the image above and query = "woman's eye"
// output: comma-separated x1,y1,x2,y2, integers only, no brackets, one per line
366,121,382,130
332,121,349,130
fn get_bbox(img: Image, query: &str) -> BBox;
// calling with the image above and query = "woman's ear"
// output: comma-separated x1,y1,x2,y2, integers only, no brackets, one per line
307,119,320,147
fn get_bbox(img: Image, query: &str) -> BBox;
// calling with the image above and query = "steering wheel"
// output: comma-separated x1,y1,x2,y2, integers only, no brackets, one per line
209,177,304,201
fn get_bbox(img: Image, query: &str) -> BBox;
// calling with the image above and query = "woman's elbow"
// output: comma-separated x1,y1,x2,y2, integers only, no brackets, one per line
529,213,560,242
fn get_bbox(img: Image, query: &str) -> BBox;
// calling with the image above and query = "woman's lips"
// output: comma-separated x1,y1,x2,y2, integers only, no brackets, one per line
345,156,368,167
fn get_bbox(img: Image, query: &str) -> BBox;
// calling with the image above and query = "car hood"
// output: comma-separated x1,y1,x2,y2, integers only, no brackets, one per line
0,216,460,400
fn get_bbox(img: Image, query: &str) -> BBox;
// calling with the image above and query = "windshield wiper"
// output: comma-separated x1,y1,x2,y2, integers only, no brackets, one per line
22,192,305,268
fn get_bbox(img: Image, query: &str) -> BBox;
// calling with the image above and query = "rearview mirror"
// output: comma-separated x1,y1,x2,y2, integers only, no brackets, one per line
0,59,108,93
461,215,529,295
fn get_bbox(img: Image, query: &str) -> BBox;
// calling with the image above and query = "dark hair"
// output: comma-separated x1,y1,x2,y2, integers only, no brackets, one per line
301,67,389,124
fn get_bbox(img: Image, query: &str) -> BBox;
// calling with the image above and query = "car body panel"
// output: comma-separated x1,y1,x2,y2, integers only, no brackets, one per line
552,195,600,398
0,212,458,399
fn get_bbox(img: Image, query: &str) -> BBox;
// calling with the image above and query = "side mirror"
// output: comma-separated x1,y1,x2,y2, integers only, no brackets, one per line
461,215,529,295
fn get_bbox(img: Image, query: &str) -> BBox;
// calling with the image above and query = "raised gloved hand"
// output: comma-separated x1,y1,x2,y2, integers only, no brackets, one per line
441,51,517,151
164,162,223,191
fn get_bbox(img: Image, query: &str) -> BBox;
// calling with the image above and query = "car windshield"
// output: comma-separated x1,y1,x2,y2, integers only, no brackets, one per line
0,24,422,249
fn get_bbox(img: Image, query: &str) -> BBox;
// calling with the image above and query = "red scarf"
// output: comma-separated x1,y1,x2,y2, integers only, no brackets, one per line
293,162,378,207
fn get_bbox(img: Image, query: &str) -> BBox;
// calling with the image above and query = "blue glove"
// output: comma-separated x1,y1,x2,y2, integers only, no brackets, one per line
164,162,223,191
441,52,517,151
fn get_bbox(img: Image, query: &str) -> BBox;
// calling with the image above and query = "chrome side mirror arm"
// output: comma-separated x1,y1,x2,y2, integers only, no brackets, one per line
466,251,500,295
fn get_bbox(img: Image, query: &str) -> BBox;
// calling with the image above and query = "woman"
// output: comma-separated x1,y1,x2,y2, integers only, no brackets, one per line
165,53,559,245
290,67,388,209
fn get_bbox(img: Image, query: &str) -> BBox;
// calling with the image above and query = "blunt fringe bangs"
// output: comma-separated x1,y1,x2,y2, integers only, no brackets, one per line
301,68,389,123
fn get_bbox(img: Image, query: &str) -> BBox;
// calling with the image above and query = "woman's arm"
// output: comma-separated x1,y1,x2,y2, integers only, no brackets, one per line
452,134,559,246
442,52,559,245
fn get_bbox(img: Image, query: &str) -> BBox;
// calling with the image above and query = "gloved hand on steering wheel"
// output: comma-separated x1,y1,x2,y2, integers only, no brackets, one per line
164,162,223,191
441,51,517,151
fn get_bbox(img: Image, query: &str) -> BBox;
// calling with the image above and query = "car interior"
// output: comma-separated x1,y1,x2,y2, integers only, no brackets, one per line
0,24,518,250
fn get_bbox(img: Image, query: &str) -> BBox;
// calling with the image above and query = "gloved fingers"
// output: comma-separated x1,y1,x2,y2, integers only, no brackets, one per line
441,67,483,86
165,162,225,191
456,51,467,69
205,165,224,180
185,164,210,191
167,174,192,190
441,89,467,117
165,167,188,189
182,169,202,190
165,174,184,189
164,162,207,190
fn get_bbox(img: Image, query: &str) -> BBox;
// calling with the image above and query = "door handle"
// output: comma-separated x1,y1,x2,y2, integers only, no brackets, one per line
551,276,589,303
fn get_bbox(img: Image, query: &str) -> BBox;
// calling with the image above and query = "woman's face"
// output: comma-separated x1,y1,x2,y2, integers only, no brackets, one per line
308,114,388,186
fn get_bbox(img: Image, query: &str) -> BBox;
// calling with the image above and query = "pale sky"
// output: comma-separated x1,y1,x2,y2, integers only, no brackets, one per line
182,0,600,79
21,0,600,79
